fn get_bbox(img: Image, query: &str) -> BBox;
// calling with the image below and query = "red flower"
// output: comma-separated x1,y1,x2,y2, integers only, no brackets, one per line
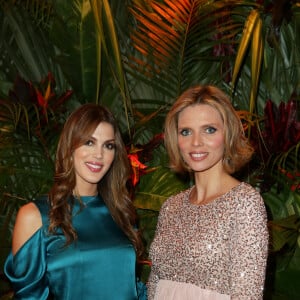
128,152,147,187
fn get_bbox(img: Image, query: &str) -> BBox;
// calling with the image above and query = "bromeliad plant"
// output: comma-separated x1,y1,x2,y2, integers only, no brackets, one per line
250,96,300,191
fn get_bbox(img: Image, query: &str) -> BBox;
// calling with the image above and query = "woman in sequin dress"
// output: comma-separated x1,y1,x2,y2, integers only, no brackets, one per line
147,85,269,299
5,104,146,299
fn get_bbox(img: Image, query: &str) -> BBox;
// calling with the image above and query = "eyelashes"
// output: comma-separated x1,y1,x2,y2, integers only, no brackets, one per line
84,139,94,146
104,142,116,150
205,126,217,134
179,129,191,136
178,126,217,136
83,139,116,150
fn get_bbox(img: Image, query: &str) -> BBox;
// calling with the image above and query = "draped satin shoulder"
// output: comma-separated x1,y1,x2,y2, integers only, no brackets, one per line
4,195,145,300
5,229,49,299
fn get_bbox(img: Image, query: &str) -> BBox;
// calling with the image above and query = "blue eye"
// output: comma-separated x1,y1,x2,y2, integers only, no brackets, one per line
205,126,217,134
179,129,191,136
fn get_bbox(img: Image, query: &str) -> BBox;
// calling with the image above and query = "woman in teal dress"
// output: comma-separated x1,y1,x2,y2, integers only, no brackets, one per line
4,104,147,299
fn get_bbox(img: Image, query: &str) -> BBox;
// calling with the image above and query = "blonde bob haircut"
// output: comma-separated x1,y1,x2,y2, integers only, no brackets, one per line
164,85,254,174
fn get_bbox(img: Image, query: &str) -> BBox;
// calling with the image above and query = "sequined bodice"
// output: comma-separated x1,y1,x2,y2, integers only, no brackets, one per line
147,182,269,299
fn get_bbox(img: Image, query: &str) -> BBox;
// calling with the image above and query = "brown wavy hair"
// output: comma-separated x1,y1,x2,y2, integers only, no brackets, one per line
48,104,143,258
164,85,254,174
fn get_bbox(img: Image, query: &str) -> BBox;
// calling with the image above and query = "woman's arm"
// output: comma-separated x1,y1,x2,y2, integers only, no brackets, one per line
230,190,269,299
147,209,165,300
5,201,49,299
12,202,42,255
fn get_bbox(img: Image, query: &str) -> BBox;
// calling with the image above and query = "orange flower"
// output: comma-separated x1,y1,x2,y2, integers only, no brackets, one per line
128,153,147,186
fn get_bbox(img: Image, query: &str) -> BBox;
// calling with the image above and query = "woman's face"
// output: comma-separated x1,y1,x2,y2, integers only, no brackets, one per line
177,104,225,173
73,122,115,195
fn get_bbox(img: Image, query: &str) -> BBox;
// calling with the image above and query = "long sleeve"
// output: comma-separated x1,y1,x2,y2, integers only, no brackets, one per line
147,202,170,300
230,190,269,299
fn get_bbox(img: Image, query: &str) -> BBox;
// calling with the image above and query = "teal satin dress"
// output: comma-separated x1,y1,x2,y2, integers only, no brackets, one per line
4,195,147,299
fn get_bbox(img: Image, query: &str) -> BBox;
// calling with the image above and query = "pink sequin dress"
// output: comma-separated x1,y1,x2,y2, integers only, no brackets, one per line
147,182,269,299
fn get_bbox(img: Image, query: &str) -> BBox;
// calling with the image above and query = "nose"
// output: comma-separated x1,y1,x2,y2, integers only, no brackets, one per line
192,133,203,146
93,145,103,159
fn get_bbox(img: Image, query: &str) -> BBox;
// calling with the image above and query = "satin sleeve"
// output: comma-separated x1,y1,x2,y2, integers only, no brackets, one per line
4,228,49,300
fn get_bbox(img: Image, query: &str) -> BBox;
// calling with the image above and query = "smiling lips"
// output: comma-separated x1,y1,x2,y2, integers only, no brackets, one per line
85,162,103,172
190,152,208,160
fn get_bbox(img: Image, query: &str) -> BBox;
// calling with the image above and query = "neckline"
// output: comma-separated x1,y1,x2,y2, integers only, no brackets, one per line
187,182,244,207
77,195,100,205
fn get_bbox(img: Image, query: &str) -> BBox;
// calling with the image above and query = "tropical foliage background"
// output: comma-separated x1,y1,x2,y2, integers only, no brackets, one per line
0,0,300,299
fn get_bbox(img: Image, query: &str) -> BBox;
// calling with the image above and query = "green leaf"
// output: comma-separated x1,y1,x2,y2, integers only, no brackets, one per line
50,0,99,101
90,0,133,137
0,5,65,90
269,215,300,251
231,9,260,89
263,185,300,221
249,15,263,115
134,166,189,211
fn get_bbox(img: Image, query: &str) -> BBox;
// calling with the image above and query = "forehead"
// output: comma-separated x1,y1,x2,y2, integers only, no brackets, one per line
91,121,115,138
178,104,223,124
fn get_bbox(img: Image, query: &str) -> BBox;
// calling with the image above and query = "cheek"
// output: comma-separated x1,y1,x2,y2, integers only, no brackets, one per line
177,137,187,152
105,150,115,163
73,148,89,165
209,135,225,150
108,153,115,164
73,151,82,163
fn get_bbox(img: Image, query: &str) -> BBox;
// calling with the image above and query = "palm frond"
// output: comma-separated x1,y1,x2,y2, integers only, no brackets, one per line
128,0,253,99
1,0,53,26
262,15,300,105
231,5,300,114
0,5,66,92
90,0,135,138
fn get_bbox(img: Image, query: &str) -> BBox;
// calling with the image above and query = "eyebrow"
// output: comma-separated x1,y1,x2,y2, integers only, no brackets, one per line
178,123,220,128
92,136,116,143
87,135,115,142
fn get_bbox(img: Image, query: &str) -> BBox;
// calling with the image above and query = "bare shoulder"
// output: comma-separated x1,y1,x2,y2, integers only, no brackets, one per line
12,202,42,255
